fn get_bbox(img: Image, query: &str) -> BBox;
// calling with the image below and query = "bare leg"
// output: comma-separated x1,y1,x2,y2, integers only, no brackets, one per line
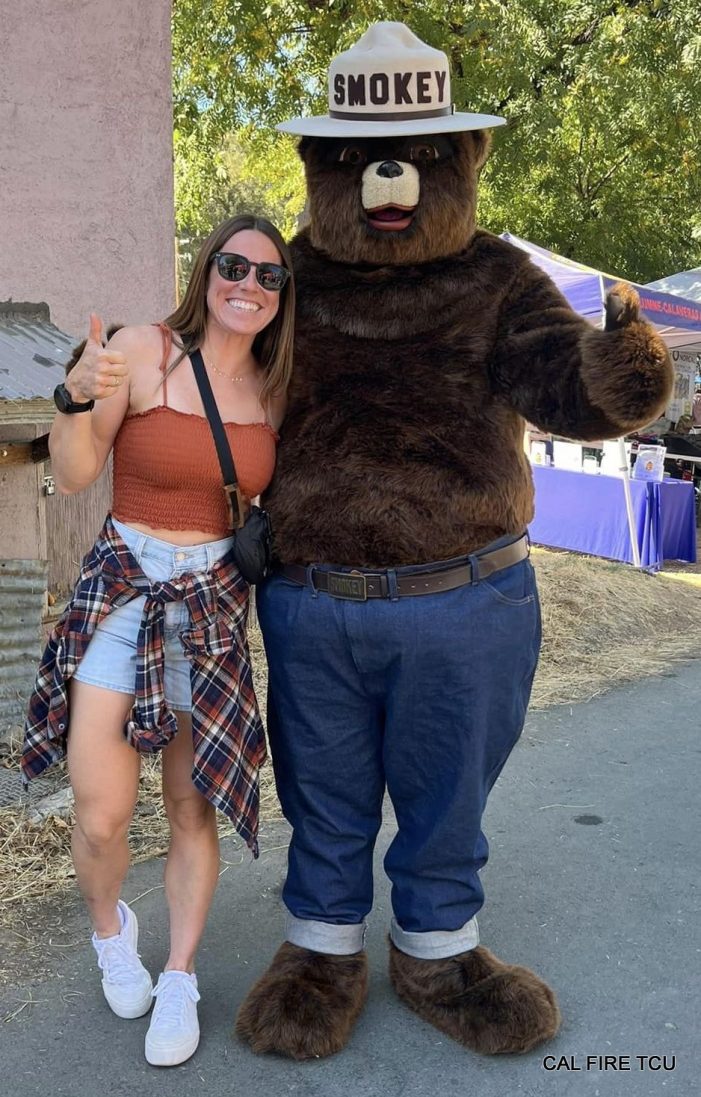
67,681,140,937
161,712,219,973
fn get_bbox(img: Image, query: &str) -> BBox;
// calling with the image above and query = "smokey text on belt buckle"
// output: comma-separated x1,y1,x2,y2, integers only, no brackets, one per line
326,571,368,601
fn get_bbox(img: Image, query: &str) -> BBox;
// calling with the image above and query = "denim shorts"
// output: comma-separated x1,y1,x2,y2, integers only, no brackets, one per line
72,518,234,711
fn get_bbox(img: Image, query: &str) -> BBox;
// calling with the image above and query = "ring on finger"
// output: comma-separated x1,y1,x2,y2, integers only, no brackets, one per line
112,375,121,387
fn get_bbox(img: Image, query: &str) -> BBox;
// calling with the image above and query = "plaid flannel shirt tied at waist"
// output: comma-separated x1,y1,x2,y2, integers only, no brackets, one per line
22,516,266,854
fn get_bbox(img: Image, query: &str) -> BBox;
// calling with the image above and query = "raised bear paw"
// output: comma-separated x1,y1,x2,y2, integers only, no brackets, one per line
389,940,561,1054
235,942,369,1060
604,281,641,331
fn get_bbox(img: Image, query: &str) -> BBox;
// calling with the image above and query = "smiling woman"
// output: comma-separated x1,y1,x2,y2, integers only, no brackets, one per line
22,213,295,1068
163,214,295,417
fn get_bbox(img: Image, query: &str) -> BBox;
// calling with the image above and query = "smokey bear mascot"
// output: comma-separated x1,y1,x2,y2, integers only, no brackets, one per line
236,23,672,1060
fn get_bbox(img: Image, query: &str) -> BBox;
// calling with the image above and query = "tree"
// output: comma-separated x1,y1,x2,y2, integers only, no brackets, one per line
172,0,701,282
175,134,299,296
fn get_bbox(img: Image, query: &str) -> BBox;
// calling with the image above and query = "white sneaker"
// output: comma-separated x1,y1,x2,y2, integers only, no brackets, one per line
92,899,153,1019
145,970,201,1067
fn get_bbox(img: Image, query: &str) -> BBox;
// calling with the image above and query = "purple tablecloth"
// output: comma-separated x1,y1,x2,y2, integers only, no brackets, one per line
529,466,697,569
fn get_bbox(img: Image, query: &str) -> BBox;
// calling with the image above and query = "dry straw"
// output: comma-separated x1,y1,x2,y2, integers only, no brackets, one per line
530,548,701,706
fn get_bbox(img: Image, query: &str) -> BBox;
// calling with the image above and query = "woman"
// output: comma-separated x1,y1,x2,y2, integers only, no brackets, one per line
22,214,294,1067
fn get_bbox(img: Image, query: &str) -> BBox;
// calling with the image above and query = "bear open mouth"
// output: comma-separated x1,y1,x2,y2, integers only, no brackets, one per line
365,204,416,232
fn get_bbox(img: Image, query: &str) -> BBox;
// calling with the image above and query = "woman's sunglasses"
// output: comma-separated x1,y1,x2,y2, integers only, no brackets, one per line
212,252,290,292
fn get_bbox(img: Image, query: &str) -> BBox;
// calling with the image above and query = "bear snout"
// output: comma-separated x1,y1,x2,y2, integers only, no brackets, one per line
377,161,404,179
361,160,420,213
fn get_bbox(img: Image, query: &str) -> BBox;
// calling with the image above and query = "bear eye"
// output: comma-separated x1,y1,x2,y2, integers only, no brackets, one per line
339,146,367,166
410,143,439,162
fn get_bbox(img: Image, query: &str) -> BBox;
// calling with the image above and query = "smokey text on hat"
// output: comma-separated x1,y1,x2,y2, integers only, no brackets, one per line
332,69,448,110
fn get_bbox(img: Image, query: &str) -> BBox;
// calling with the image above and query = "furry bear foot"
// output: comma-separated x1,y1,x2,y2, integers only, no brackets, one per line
389,940,560,1054
235,942,369,1060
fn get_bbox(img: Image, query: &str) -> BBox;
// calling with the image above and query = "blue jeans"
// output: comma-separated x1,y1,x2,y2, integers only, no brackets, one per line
73,518,233,710
257,551,541,959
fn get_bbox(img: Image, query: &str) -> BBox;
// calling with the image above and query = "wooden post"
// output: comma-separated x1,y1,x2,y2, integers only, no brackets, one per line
0,441,34,466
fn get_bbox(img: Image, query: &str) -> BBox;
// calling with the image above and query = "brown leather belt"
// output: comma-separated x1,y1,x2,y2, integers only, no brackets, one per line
278,534,529,601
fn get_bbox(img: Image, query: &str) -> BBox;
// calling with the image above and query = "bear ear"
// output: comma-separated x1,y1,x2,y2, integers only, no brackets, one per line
470,129,492,172
298,136,313,163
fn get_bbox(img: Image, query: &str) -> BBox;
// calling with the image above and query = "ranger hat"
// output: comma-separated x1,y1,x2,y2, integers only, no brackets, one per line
277,22,506,138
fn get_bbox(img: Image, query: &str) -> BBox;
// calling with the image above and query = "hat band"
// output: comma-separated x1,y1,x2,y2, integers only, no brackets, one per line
329,105,454,122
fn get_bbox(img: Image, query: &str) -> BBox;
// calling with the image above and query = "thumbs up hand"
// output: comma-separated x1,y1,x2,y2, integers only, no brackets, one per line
65,314,129,402
604,283,640,332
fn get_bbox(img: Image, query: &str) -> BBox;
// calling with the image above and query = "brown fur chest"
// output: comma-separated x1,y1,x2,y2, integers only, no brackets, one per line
264,233,534,567
289,316,494,469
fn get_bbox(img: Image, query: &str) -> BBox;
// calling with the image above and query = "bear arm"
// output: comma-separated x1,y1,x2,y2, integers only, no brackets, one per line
488,263,673,441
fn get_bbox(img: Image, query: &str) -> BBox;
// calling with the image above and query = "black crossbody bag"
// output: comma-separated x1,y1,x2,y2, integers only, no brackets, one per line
190,348,273,584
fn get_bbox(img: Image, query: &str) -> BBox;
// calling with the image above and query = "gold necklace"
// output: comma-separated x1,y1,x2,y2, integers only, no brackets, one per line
206,359,256,383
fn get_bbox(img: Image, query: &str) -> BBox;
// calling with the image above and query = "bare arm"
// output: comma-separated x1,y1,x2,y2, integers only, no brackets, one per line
488,263,673,440
49,316,132,494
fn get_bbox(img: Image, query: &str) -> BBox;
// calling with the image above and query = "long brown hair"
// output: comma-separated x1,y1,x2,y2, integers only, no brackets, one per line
164,214,295,406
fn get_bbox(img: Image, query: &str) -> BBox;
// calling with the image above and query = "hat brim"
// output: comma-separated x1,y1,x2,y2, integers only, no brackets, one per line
276,111,506,138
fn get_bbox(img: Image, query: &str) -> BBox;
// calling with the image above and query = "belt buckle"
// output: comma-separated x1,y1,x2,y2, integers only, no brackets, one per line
326,570,368,601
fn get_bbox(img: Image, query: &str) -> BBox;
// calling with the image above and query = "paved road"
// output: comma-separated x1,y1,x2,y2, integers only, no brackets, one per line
2,663,698,1096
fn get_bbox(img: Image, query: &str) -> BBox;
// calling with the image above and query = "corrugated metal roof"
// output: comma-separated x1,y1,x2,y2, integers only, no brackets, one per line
0,311,73,400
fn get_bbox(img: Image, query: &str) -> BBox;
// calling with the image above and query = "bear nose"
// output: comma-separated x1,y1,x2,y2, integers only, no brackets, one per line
376,161,403,179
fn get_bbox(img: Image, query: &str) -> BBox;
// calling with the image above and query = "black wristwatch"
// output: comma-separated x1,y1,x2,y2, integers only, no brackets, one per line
53,383,94,414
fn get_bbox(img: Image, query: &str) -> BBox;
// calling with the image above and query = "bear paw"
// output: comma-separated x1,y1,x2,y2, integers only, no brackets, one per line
604,281,640,330
235,942,368,1060
389,940,560,1054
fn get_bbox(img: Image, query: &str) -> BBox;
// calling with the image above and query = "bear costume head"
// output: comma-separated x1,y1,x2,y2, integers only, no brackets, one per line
279,22,504,267
298,129,491,266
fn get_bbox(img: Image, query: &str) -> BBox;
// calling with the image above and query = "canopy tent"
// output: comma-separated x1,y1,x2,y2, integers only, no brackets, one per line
646,267,701,304
501,234,701,356
501,233,701,568
646,267,701,382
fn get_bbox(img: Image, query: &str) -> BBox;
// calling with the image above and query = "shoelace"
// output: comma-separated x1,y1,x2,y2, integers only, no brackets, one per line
151,973,200,1030
96,937,145,984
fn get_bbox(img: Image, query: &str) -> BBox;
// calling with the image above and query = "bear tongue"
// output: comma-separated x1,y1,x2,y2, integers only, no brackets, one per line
370,207,407,222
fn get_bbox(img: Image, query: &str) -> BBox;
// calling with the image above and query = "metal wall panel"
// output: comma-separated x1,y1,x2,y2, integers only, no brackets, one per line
0,558,47,730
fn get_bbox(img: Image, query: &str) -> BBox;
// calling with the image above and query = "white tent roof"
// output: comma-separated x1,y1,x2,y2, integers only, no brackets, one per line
646,267,701,304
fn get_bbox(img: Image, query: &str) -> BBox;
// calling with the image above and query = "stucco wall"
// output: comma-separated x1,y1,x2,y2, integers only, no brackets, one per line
0,0,175,339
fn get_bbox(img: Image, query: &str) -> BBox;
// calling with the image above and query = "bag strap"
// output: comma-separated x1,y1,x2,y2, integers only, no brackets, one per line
189,348,247,529
156,323,172,406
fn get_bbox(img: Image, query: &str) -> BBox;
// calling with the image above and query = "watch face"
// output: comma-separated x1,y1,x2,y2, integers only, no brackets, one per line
53,383,93,412
54,383,71,412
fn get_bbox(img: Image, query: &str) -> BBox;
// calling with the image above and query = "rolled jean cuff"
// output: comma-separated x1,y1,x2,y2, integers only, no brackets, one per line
285,912,367,955
390,916,480,959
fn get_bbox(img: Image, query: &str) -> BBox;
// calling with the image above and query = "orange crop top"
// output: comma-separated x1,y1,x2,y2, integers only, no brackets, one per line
112,327,278,536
